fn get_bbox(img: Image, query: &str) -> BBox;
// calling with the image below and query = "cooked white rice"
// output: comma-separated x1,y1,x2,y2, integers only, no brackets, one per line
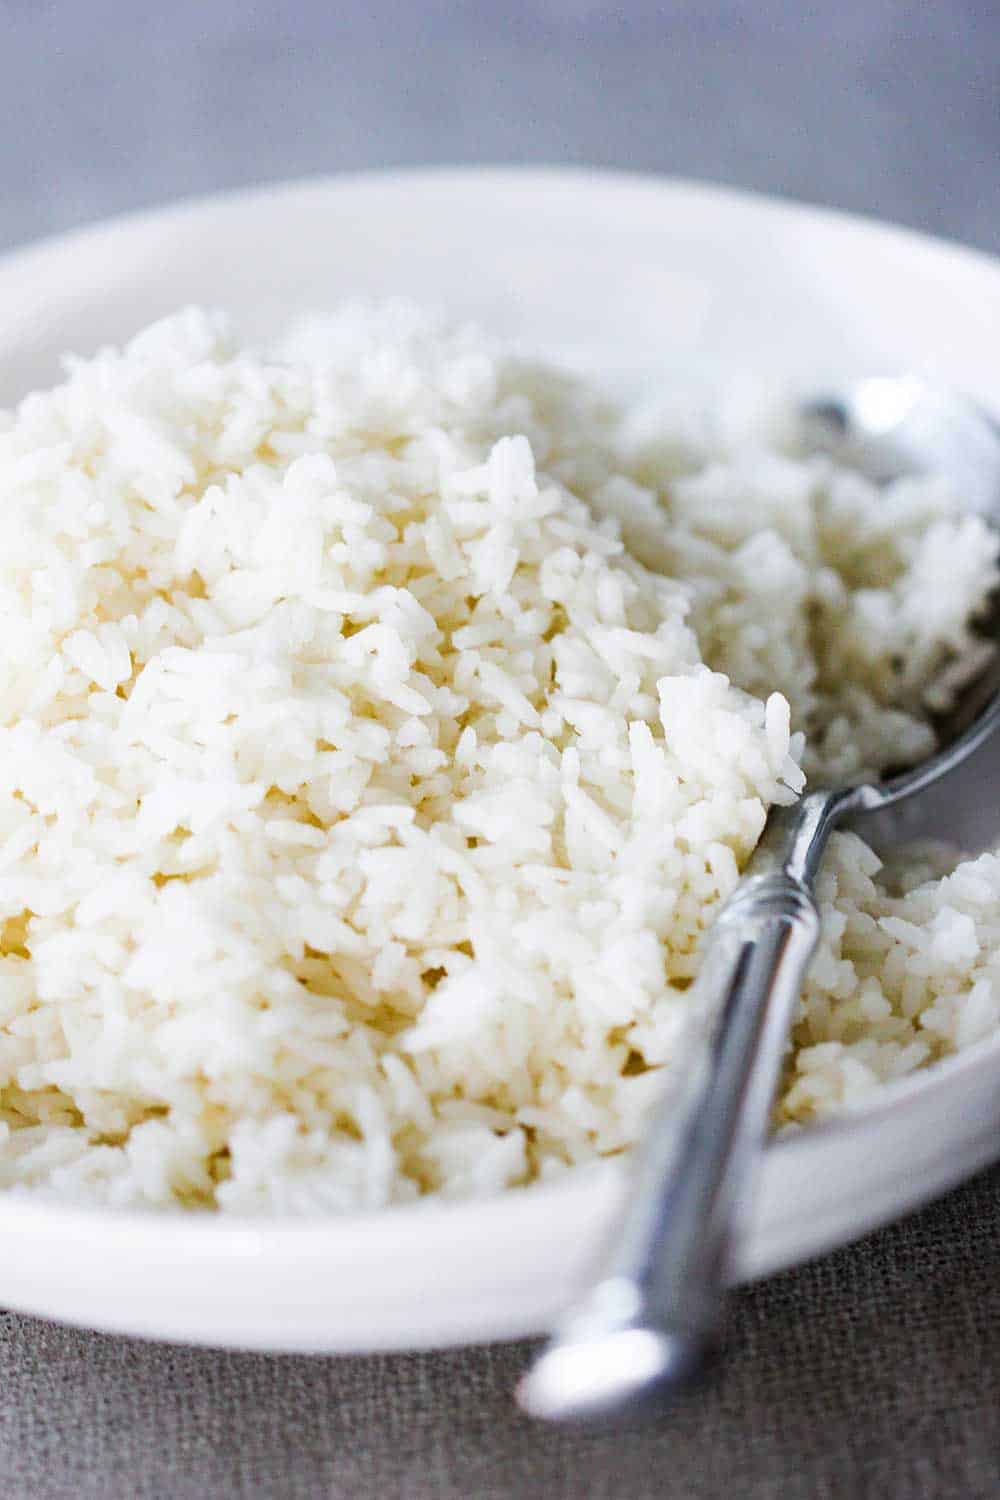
0,302,996,1213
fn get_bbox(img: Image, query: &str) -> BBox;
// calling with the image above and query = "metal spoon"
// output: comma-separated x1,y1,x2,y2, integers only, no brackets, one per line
517,378,1000,1424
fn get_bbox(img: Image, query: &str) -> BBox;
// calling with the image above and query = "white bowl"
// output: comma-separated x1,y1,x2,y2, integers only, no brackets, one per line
2,168,1000,1353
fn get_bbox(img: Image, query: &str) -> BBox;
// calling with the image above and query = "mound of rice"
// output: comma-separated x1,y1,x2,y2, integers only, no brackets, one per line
0,302,996,1212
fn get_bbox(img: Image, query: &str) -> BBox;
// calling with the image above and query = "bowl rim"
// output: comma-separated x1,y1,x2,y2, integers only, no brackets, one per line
4,162,1000,308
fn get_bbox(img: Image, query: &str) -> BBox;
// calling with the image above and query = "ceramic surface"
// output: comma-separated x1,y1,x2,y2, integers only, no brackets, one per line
1,170,999,1350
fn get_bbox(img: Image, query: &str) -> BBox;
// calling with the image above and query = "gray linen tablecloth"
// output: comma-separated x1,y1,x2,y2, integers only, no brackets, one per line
2,2,999,1496
2,1167,999,1499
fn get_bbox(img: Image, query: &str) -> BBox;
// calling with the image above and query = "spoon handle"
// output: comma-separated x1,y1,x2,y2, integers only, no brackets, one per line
517,793,842,1424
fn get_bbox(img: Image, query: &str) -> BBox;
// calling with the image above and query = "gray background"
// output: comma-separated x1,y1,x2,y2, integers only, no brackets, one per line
2,0,998,256
2,2,1000,1497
